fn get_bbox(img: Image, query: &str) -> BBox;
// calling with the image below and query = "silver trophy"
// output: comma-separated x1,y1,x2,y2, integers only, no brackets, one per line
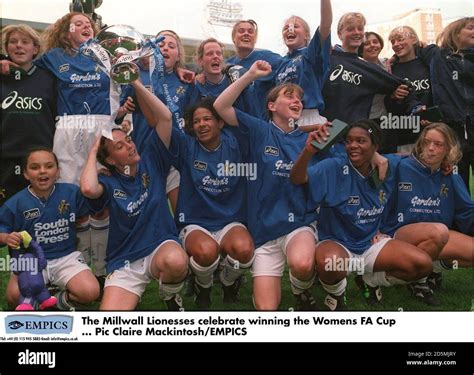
81,24,154,84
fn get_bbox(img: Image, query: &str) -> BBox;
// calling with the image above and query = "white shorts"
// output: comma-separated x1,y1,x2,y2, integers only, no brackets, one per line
43,251,91,289
104,240,179,297
54,114,111,185
252,223,318,277
179,222,246,249
166,166,180,194
317,237,392,275
297,109,328,128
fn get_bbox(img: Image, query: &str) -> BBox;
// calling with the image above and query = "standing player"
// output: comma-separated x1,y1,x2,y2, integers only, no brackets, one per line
36,12,118,283
389,26,434,152
80,79,188,311
227,19,282,118
274,0,332,128
381,123,473,302
0,148,99,310
290,120,442,310
1,24,56,206
418,17,474,189
172,98,254,309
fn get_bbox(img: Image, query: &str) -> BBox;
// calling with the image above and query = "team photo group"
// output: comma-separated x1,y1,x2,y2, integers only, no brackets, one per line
1,0,473,312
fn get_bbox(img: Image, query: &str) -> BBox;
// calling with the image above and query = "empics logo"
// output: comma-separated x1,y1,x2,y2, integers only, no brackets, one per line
5,315,73,335
18,349,56,368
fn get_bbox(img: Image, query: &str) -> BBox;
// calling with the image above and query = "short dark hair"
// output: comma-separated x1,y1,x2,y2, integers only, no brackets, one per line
358,31,384,57
347,119,382,146
96,129,128,172
184,97,222,136
23,147,59,170
266,83,304,120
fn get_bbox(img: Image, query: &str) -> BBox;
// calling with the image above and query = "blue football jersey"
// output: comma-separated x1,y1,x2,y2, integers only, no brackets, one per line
0,184,90,259
88,131,178,273
381,155,474,236
307,155,401,254
171,128,247,231
234,109,328,247
275,28,331,111
35,48,118,116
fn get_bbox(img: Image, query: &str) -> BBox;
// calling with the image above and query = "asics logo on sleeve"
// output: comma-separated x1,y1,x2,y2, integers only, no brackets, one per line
329,64,362,85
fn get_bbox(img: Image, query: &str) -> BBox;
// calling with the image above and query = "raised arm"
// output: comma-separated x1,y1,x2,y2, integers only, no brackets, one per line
80,137,105,199
214,60,272,126
131,79,172,147
319,0,332,42
290,131,320,185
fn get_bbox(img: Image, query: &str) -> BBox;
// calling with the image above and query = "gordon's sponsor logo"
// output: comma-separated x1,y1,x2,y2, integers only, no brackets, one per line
70,72,101,83
411,196,441,207
23,208,40,220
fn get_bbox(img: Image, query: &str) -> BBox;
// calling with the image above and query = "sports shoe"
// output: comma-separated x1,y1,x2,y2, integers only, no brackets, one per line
408,281,441,306
194,282,212,310
427,272,444,292
294,290,317,311
355,275,383,305
222,277,242,303
324,292,347,311
165,294,184,311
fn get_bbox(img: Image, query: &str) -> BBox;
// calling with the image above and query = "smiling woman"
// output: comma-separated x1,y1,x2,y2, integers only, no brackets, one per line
0,24,57,207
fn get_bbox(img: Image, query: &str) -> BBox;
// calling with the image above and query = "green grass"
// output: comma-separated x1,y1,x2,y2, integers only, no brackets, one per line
1,245,472,312
1,169,473,312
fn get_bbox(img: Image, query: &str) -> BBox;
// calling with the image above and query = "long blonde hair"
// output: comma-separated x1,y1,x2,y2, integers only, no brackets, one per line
414,123,462,166
437,17,474,53
156,29,186,70
42,12,98,55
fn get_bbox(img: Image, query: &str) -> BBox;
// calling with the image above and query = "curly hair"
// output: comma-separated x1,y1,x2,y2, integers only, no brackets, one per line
42,12,98,55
